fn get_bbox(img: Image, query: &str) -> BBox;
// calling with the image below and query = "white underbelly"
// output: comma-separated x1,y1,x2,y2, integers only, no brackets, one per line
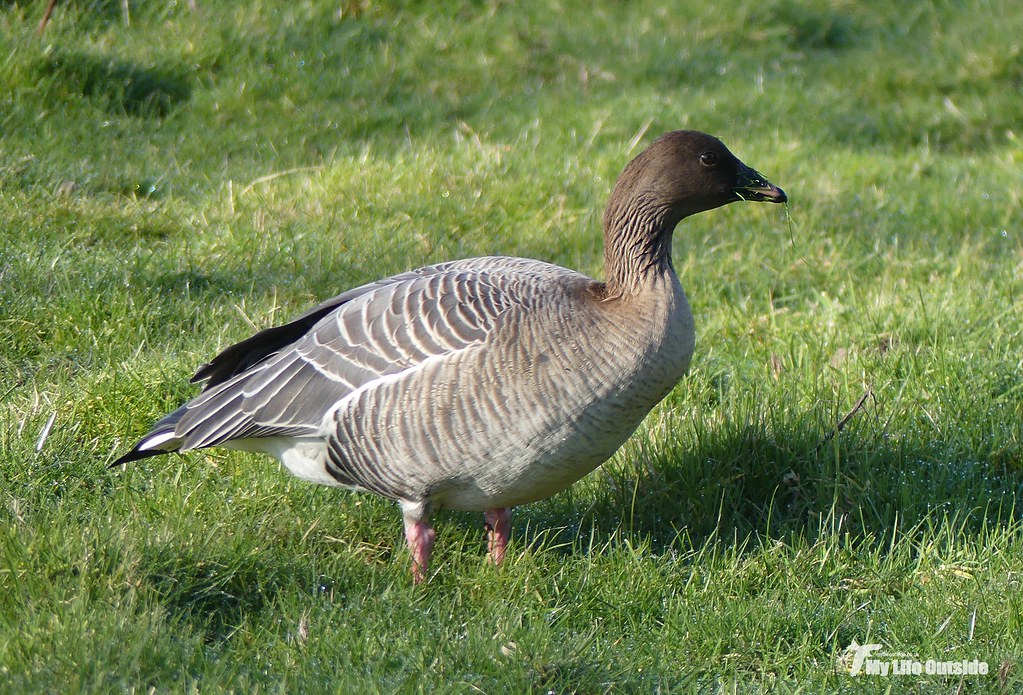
225,437,341,488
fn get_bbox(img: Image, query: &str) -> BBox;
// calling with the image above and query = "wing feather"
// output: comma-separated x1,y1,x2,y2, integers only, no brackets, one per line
157,257,578,453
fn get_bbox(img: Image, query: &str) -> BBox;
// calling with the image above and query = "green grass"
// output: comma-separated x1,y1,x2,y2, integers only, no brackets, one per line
2,0,1023,691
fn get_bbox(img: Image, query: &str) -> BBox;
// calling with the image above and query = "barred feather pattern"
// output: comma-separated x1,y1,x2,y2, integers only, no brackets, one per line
171,257,564,448
318,267,694,511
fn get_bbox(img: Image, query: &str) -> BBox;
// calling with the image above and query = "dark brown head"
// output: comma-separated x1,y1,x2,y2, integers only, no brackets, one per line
600,130,786,292
604,130,786,232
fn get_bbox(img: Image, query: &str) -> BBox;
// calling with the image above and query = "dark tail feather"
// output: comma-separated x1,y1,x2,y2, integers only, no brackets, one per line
110,445,169,467
110,408,186,468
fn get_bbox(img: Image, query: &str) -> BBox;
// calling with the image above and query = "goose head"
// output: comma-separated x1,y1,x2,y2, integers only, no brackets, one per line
601,130,786,291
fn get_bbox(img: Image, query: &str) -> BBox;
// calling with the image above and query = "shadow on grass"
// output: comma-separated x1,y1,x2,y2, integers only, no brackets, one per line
514,410,1022,556
138,542,347,644
148,267,252,298
141,546,291,642
39,51,192,118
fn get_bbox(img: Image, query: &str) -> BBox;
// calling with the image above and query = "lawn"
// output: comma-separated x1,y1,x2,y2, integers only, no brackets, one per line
2,0,1022,691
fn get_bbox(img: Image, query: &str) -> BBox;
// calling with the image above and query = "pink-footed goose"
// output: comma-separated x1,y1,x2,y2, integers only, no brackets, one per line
114,131,786,582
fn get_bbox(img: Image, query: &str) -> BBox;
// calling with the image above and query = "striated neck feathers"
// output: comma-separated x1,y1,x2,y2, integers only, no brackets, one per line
600,190,682,296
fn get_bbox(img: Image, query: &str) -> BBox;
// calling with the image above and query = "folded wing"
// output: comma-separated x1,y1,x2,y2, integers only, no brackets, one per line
114,257,571,463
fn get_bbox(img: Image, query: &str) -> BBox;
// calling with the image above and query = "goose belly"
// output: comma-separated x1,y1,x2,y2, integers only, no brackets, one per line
437,393,657,510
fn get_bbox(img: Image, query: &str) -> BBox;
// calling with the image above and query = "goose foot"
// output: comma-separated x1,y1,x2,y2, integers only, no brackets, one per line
484,507,512,565
403,515,436,584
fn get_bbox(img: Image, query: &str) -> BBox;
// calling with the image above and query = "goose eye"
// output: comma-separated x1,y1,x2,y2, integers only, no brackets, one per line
699,151,717,167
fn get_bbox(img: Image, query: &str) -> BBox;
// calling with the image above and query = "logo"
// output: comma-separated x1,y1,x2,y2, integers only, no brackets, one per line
840,641,989,677
847,642,884,676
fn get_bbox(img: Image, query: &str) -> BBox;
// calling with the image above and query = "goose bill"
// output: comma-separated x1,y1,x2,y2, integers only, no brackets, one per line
734,165,787,203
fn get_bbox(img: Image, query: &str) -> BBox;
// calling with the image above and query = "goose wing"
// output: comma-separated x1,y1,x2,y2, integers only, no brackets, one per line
118,257,576,460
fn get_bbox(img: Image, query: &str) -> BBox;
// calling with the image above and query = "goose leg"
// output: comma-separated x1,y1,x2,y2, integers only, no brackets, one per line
402,503,436,583
484,507,512,565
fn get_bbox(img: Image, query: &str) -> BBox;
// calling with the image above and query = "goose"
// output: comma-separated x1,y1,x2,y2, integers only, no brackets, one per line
113,130,786,581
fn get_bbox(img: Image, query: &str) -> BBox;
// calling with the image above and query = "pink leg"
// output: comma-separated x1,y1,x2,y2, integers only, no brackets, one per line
484,508,512,565
403,509,436,584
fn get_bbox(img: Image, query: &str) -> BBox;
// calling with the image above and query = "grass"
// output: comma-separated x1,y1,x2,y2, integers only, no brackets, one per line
2,0,1023,691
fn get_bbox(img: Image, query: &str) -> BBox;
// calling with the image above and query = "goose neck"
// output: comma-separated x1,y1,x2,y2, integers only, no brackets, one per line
601,196,681,296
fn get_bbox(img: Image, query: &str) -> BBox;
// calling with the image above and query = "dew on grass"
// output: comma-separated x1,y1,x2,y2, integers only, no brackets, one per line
126,178,160,198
